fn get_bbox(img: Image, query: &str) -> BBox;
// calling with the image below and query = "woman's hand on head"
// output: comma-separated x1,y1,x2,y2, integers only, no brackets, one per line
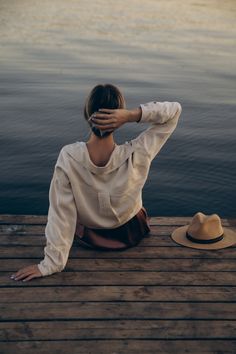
89,108,133,132
10,264,43,282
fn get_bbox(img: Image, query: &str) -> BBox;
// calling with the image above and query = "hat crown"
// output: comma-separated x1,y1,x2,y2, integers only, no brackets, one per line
188,212,224,241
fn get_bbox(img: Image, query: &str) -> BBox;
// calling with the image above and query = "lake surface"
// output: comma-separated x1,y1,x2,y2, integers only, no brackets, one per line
0,0,236,217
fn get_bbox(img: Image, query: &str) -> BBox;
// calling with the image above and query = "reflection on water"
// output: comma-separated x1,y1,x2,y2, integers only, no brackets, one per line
0,0,236,216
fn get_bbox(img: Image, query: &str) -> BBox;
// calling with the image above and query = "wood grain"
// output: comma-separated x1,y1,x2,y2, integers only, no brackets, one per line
1,340,236,354
1,215,236,353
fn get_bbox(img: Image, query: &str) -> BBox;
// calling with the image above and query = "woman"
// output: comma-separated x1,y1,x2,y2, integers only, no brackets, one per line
10,84,182,281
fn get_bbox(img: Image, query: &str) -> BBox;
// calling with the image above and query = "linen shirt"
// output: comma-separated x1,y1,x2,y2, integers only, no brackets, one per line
38,100,182,276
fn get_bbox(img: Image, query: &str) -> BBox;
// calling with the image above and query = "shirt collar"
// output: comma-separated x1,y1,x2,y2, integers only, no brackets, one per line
65,141,134,175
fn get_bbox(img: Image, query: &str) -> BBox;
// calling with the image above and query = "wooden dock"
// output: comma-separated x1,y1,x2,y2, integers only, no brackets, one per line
0,215,236,353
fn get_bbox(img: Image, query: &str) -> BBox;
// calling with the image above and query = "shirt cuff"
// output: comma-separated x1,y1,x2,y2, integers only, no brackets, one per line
138,103,149,123
37,262,55,277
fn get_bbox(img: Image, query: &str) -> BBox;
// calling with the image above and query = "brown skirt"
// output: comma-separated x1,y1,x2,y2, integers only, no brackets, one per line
74,207,151,250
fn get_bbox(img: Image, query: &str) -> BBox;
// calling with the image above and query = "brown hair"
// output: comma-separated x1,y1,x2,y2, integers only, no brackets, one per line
84,84,126,129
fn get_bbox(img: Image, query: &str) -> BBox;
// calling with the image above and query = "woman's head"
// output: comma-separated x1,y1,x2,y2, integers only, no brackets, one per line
84,84,126,137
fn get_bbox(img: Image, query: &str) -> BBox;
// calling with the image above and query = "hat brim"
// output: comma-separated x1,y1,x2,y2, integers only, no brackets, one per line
171,225,236,250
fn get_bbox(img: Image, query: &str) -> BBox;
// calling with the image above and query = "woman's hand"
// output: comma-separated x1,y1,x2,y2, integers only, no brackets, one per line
10,264,43,282
89,107,142,132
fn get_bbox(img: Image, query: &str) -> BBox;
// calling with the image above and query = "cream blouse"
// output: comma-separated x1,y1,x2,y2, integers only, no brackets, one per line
38,100,182,276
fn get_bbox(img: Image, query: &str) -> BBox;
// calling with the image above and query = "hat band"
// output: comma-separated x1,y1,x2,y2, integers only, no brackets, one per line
186,232,224,244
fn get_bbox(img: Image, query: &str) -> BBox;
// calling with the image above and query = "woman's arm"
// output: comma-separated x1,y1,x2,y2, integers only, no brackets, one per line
91,101,182,161
11,148,77,281
37,159,78,277
130,101,182,160
11,148,78,281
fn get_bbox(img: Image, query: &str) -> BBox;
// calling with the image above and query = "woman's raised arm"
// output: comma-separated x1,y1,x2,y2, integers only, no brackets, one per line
130,101,182,161
90,100,182,161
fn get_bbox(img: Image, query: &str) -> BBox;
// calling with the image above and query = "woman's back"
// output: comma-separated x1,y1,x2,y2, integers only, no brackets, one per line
52,100,182,230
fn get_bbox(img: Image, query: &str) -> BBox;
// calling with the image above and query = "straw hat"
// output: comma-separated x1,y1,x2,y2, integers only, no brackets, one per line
171,212,236,250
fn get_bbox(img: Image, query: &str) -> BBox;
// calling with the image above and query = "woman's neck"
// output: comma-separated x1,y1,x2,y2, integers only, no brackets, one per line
86,132,117,167
86,132,116,150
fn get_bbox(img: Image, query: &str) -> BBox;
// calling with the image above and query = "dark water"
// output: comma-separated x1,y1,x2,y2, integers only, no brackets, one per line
1,0,236,217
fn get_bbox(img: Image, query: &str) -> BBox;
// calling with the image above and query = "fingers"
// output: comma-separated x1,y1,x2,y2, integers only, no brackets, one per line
11,266,31,279
91,117,115,125
11,270,32,281
89,114,117,131
22,274,38,282
98,108,114,113
88,111,118,131
90,113,113,121
10,265,41,282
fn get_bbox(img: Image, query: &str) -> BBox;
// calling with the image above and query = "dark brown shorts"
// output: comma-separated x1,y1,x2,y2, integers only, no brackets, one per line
74,207,151,250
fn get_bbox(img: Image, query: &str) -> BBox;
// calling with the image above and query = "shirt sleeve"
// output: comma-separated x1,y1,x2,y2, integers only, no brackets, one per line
131,101,182,161
37,152,77,277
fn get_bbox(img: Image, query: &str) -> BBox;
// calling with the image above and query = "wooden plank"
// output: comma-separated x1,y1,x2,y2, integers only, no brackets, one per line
0,214,235,227
0,235,46,246
1,302,236,321
1,245,236,259
0,227,235,247
0,224,182,235
0,234,181,247
1,320,236,341
1,340,236,354
0,215,193,225
0,225,45,234
0,224,176,236
0,234,230,248
0,286,236,302
73,244,235,258
0,234,182,248
2,271,236,286
0,223,234,237
2,258,236,272
0,215,47,225
150,217,236,227
0,224,177,235
0,231,179,245
0,225,179,237
67,257,236,272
